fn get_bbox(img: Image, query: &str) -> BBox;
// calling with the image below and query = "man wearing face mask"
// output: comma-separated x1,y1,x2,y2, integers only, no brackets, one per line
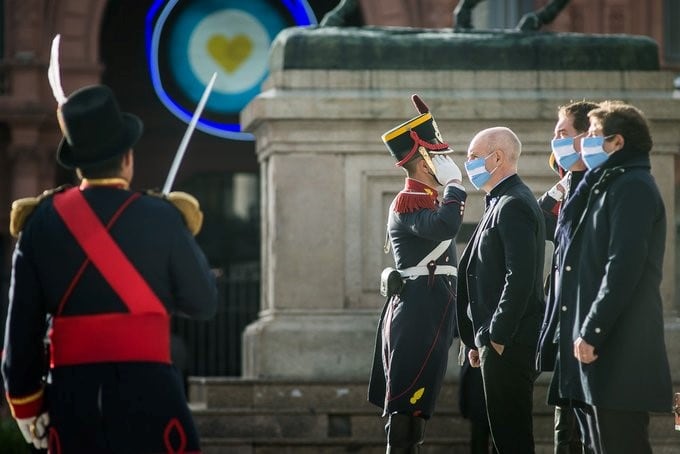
536,101,599,454
456,126,545,453
552,101,672,454
368,95,467,453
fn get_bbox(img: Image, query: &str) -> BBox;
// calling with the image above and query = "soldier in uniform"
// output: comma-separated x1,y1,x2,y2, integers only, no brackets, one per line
368,95,467,453
2,84,218,453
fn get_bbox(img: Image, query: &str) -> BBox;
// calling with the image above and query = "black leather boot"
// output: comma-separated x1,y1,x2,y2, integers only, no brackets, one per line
386,413,426,454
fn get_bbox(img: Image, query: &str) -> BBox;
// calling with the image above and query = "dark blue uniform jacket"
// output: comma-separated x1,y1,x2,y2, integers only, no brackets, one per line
368,179,466,418
2,185,217,453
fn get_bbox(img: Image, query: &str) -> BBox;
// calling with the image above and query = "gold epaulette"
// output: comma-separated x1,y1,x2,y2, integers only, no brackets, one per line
9,186,68,238
147,190,204,236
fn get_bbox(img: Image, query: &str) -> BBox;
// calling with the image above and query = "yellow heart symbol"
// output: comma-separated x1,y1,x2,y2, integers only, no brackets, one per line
207,34,253,73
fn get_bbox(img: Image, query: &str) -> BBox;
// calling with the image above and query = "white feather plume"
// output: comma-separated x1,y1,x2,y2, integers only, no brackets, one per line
48,34,67,105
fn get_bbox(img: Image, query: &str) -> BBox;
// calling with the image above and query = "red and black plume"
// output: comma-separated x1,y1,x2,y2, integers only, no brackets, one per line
411,94,430,114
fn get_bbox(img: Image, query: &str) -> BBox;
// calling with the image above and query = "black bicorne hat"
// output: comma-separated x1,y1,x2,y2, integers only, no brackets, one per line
381,94,453,167
56,85,143,169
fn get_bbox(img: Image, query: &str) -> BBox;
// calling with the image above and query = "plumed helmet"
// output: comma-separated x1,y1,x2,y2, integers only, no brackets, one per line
381,94,453,167
56,85,143,169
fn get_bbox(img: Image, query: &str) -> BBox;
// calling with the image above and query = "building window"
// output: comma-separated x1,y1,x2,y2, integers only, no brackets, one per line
0,1,6,94
179,171,260,269
664,0,680,65
172,172,261,377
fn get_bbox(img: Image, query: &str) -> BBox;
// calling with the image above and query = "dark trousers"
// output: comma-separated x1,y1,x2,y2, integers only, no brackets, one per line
555,404,598,454
460,361,498,454
479,344,538,454
590,406,652,454
470,420,498,454
555,405,582,454
572,405,599,454
48,363,200,454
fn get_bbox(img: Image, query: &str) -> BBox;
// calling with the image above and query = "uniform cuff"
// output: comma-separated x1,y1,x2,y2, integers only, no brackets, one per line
446,182,466,192
6,389,44,419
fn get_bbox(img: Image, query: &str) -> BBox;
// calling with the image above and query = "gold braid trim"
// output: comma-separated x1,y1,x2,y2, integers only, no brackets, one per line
146,190,204,236
9,186,69,238
8,388,44,405
80,177,130,189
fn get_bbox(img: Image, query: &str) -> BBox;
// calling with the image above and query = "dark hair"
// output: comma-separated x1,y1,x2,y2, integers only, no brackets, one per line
558,100,600,133
402,154,423,175
77,152,125,179
588,101,653,153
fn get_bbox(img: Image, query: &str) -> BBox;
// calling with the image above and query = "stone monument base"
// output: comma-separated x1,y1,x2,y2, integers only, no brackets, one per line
242,26,679,384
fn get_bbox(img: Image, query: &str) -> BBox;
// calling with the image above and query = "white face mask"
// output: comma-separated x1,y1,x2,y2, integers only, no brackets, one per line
551,137,580,171
464,152,497,190
580,135,614,170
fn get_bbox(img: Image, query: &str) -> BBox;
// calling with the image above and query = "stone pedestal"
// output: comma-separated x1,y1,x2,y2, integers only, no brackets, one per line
241,27,680,381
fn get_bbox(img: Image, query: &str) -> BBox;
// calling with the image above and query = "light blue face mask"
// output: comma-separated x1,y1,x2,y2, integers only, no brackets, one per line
464,152,497,190
551,137,580,171
580,135,613,170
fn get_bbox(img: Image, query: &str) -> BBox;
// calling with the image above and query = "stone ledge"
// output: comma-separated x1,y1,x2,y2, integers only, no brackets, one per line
270,26,660,71
262,70,676,91
242,90,680,131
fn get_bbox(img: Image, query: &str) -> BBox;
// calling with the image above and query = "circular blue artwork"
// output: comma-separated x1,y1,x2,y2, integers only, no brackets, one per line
146,0,316,140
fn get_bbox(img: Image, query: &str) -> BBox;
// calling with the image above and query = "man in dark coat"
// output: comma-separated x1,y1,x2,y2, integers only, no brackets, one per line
552,101,672,454
2,85,218,453
537,101,599,454
368,95,467,453
457,126,545,453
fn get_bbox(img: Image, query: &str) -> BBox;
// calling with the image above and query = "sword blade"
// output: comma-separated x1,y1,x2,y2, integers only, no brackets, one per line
162,71,218,194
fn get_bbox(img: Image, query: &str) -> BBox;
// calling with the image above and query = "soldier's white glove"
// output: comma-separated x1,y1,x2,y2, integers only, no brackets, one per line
16,412,49,450
432,155,463,186
547,173,570,201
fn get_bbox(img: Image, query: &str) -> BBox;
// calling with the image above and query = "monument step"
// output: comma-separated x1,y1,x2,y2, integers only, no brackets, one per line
199,437,680,454
191,406,555,440
188,376,553,411
200,437,478,454
189,377,680,451
191,406,675,441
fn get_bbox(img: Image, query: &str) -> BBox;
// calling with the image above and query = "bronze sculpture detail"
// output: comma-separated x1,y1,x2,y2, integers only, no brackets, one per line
321,0,572,31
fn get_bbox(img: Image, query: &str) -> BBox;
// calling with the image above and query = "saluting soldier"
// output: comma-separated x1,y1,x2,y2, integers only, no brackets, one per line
368,95,467,453
2,84,218,453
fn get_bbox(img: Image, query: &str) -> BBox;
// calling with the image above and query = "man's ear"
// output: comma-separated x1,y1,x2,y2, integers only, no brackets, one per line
613,134,625,151
418,157,430,173
494,149,505,166
123,149,133,166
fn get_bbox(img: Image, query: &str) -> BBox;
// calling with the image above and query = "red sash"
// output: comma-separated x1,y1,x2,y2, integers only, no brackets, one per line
50,188,170,366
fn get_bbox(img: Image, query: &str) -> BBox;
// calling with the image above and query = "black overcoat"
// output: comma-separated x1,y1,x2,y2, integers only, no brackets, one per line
551,154,672,413
536,171,585,373
456,174,545,351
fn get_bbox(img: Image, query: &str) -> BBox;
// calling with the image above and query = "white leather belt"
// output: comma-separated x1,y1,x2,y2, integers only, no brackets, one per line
399,265,457,280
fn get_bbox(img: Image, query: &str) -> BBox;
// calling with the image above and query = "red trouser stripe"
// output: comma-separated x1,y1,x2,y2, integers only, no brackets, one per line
50,312,170,366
